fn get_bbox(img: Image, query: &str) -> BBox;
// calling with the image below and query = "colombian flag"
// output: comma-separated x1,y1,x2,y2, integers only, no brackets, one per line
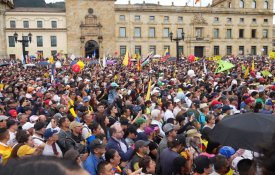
160,48,170,62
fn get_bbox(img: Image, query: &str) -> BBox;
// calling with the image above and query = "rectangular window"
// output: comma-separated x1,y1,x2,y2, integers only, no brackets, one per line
51,21,57,28
213,28,219,39
251,46,257,55
263,29,268,38
10,20,16,28
149,16,155,21
37,36,43,47
37,21,43,28
227,18,232,23
135,15,140,21
23,21,29,28
178,16,183,23
135,45,141,55
252,18,257,23
263,46,268,55
195,28,203,38
120,46,126,56
149,27,155,38
226,29,232,39
240,18,244,23
50,36,57,47
23,36,29,47
214,46,219,55
251,29,257,38
213,17,219,23
134,27,141,38
8,36,15,47
163,28,169,38
51,50,57,56
164,45,170,53
239,29,244,38
264,19,268,23
149,45,156,55
226,46,232,55
119,15,125,21
164,16,169,22
119,27,126,37
239,46,244,55
177,28,183,38
178,46,184,56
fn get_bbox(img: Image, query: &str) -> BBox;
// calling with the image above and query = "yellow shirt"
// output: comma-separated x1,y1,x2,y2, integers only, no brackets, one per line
0,142,12,165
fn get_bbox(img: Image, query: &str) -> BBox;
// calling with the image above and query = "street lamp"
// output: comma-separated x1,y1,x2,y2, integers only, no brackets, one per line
169,31,185,62
14,32,32,64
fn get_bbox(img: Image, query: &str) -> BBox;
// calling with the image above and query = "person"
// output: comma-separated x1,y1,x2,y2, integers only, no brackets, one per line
82,112,94,140
64,149,82,167
158,123,177,153
42,128,63,157
138,156,156,175
57,117,71,153
105,149,122,174
125,125,137,147
172,156,190,175
144,126,158,160
130,140,150,171
7,120,18,147
164,101,175,121
0,116,8,129
106,123,134,162
237,159,256,175
84,139,106,175
202,115,215,130
32,121,46,148
97,161,116,175
193,155,213,175
221,106,233,117
151,109,165,137
0,128,12,165
210,155,230,175
135,118,148,141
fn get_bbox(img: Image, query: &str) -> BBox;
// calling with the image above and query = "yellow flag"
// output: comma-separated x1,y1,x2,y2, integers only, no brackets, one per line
244,66,250,79
251,60,255,71
146,79,152,101
49,56,54,64
269,51,275,59
123,49,129,66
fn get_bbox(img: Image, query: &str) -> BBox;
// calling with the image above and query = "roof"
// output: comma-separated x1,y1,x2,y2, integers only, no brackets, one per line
1,0,14,8
7,7,65,13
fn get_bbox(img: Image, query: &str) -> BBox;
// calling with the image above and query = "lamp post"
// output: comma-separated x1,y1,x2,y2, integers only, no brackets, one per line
14,32,32,64
169,31,185,62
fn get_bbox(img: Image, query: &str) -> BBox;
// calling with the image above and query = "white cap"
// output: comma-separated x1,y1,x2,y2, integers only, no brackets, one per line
22,122,34,130
174,98,180,103
258,85,265,93
29,115,39,123
26,93,32,99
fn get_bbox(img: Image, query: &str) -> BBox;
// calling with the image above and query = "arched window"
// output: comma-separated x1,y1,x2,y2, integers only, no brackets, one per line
264,0,268,9
252,0,256,8
228,2,232,8
240,0,244,8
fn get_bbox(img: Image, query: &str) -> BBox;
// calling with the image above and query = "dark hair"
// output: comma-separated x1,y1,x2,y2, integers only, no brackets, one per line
138,156,152,173
88,122,100,133
58,117,67,127
213,155,228,172
0,128,8,141
95,133,106,141
97,161,110,175
237,159,255,175
97,115,108,135
109,127,116,136
173,156,187,174
105,149,117,162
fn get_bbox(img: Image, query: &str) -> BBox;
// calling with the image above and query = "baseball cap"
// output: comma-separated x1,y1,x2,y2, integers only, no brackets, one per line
219,146,236,158
90,139,106,150
211,100,222,107
222,105,233,113
8,109,17,118
83,96,90,102
186,129,202,138
193,156,212,174
69,121,83,130
199,103,209,109
272,85,275,91
212,104,223,110
22,122,34,130
110,82,119,87
265,99,273,106
30,115,39,123
144,126,154,135
17,145,36,158
135,140,150,150
135,118,146,126
174,98,180,103
258,85,265,93
244,97,255,105
0,115,9,121
44,128,58,140
163,123,175,133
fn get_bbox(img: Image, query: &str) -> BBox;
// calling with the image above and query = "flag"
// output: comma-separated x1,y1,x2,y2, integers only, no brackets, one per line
26,55,30,64
269,51,275,59
160,48,170,62
49,56,54,64
251,59,255,71
244,66,250,79
203,60,207,74
137,54,141,71
261,70,272,77
241,64,246,71
195,0,200,4
123,49,129,66
51,64,55,83
146,79,152,101
103,55,107,68
215,60,235,74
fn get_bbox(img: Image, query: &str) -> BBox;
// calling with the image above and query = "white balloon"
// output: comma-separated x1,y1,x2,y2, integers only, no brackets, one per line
187,70,196,77
55,61,62,68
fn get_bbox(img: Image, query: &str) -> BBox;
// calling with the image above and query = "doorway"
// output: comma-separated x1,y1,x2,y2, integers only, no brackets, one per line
194,46,204,58
85,40,99,58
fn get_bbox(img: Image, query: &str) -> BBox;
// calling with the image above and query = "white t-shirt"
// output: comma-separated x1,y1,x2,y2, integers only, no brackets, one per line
7,131,17,147
32,134,45,147
164,109,174,121
42,142,63,157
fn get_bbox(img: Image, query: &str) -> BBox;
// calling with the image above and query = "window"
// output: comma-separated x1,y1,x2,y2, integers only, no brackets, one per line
37,36,43,47
135,15,140,21
9,54,16,60
178,16,183,22
264,0,268,9
227,18,232,23
240,18,244,23
264,19,268,23
239,29,244,38
195,28,203,38
252,18,257,23
213,17,219,23
120,46,126,56
164,16,169,22
149,45,156,55
240,0,244,8
177,28,183,38
214,46,219,55
227,29,232,39
239,46,244,55
273,40,275,46
263,29,268,38
51,50,57,56
37,21,43,28
119,15,125,21
119,27,126,37
10,20,16,28
134,27,141,38
23,36,29,47
149,16,155,21
228,2,232,8
163,28,169,38
8,36,15,47
135,46,141,55
213,29,219,39
226,46,232,55
51,21,57,28
251,46,257,55
251,29,257,38
252,0,256,8
263,46,268,55
23,21,29,28
178,46,184,56
164,45,170,53
149,27,155,38
50,36,57,47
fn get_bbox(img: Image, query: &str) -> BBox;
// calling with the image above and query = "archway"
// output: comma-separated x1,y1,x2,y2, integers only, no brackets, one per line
85,40,99,58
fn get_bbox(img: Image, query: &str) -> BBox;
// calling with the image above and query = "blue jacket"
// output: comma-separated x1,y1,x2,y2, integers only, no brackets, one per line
83,153,103,175
106,137,134,162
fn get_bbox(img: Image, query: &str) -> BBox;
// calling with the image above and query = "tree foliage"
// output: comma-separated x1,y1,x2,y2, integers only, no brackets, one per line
13,0,65,8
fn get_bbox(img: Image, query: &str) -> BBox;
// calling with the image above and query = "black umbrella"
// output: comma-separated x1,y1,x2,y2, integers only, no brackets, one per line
0,63,10,67
209,113,275,151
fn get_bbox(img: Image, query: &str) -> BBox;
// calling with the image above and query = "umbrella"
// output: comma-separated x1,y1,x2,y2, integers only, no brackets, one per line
209,113,275,151
153,54,162,58
0,63,10,67
38,61,50,66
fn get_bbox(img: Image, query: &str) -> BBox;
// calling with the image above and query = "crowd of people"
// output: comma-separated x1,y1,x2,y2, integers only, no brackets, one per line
0,55,274,175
